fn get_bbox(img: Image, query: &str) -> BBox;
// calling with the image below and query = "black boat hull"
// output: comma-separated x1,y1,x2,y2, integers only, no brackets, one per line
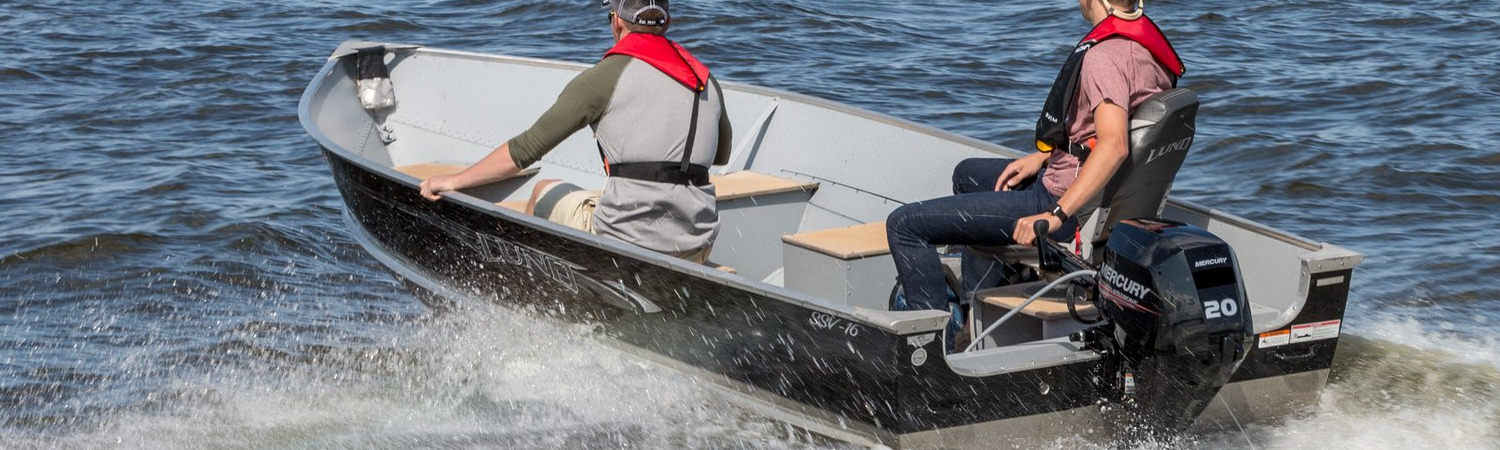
322,148,1348,444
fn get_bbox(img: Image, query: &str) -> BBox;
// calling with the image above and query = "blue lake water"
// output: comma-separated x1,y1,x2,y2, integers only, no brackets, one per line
2,0,1498,447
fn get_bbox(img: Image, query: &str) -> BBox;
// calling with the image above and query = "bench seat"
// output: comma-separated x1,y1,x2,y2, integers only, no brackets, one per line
976,281,1096,321
395,163,464,180
780,221,889,260
711,171,818,201
780,222,894,309
710,171,819,281
496,201,527,213
970,280,1096,348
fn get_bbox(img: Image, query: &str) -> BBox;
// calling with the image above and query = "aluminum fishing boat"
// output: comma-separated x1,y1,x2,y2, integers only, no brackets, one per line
298,41,1363,447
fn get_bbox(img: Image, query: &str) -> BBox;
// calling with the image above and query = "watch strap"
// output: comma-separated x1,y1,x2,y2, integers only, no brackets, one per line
1048,204,1070,222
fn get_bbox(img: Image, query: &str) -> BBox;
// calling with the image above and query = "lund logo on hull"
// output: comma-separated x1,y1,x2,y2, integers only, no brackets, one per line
475,233,584,294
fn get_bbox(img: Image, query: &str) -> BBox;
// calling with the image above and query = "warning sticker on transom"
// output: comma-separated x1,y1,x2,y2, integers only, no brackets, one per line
1258,329,1291,348
1290,320,1341,344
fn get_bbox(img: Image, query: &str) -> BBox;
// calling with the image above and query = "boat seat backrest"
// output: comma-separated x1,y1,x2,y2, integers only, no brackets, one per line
1077,88,1198,257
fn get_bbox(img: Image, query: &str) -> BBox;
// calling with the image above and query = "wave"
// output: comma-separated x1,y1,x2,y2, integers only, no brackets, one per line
5,300,1497,449
0,232,170,268
0,304,806,448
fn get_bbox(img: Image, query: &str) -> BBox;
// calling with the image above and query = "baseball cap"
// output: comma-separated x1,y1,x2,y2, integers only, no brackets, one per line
601,0,670,26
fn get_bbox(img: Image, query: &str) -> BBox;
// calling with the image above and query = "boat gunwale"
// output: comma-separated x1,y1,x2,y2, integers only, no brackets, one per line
307,41,1350,258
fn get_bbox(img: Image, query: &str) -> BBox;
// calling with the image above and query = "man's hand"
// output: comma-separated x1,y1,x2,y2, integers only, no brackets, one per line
419,174,460,201
995,153,1048,191
417,142,521,202
1013,213,1063,247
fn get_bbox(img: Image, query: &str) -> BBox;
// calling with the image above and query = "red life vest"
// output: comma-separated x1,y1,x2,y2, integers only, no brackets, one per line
603,33,709,92
1034,15,1184,155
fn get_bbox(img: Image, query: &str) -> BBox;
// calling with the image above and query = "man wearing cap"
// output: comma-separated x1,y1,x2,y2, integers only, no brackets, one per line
420,0,732,264
885,0,1184,326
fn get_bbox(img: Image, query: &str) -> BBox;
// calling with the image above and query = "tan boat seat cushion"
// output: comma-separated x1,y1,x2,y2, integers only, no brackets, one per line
395,163,539,181
781,221,890,260
496,201,527,213
711,171,818,201
977,280,1096,321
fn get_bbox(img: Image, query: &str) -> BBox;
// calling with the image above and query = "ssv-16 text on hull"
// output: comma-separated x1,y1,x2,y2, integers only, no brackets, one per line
298,42,1362,447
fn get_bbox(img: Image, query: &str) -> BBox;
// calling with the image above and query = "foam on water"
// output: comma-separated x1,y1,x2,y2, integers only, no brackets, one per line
4,305,1495,449
1045,324,1500,449
1208,337,1500,449
4,303,832,449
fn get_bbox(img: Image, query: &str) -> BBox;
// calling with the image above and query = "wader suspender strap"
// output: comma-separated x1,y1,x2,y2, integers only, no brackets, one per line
602,45,711,186
598,90,710,186
680,87,701,174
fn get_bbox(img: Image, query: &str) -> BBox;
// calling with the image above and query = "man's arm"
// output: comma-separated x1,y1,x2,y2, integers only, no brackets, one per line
1012,100,1128,245
507,58,623,168
1054,101,1128,216
419,58,623,201
712,77,733,166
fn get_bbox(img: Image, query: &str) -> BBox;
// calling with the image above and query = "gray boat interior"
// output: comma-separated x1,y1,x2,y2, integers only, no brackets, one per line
301,43,1363,375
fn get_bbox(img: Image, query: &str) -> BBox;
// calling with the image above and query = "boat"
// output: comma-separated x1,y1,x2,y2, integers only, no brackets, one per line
298,41,1364,447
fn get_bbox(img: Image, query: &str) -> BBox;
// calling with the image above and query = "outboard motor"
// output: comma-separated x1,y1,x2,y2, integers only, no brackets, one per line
1090,219,1253,435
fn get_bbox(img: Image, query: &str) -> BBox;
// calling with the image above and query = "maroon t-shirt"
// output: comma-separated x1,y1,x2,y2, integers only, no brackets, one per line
1041,38,1174,197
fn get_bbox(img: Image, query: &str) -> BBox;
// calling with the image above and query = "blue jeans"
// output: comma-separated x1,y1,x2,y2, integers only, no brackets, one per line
886,158,1078,312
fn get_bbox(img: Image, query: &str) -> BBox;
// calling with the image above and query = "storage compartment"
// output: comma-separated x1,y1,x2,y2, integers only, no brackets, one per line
781,222,896,309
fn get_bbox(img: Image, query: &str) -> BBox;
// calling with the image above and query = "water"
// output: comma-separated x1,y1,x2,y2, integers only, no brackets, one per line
2,0,1497,448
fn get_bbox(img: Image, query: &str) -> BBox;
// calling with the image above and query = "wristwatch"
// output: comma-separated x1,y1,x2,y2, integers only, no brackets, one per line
1047,204,1070,222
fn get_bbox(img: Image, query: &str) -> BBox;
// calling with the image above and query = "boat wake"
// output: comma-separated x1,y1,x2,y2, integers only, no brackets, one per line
4,304,1493,449
4,303,841,449
1052,320,1500,449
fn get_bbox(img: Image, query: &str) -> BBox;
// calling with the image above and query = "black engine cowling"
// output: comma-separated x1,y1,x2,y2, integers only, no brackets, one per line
1092,218,1253,434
